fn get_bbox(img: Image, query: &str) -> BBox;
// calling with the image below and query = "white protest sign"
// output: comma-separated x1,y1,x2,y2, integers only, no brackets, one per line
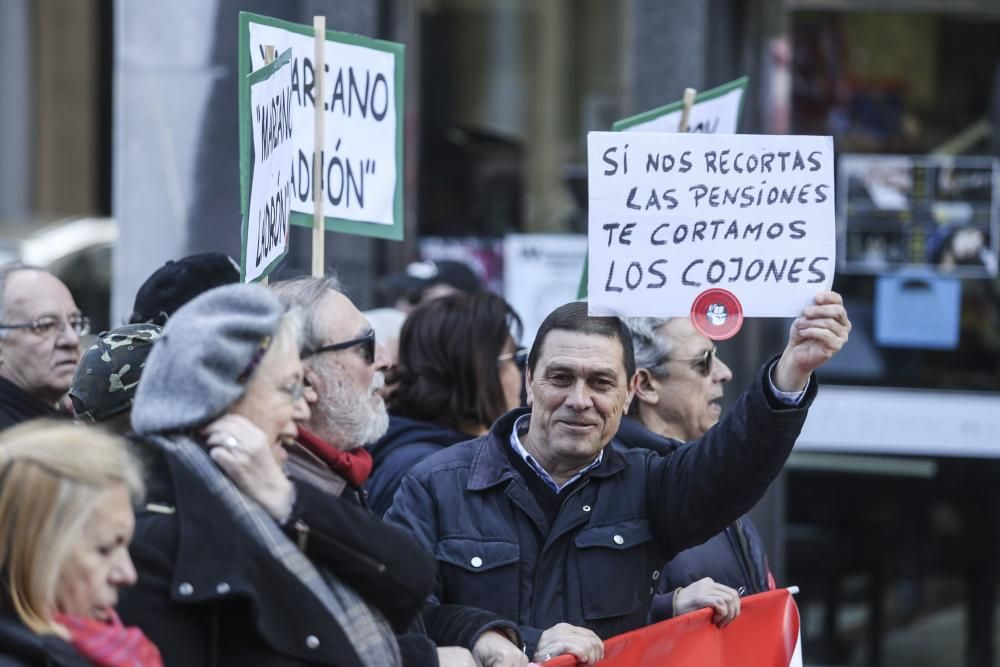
613,76,747,134
241,49,293,283
240,13,404,240
587,132,835,318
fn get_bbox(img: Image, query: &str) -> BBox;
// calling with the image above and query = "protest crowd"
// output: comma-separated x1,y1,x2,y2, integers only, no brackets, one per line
0,254,850,667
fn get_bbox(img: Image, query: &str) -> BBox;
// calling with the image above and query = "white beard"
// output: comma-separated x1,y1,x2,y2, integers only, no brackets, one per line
314,370,389,449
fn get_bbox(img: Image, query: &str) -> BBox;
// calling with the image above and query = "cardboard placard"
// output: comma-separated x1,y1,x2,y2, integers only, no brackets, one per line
240,48,294,282
613,76,748,134
239,12,405,240
586,132,836,317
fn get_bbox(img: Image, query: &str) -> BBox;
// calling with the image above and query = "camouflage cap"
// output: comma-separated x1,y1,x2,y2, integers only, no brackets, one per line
69,323,164,423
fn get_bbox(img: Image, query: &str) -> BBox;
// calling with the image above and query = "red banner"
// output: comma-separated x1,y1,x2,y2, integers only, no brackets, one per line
544,589,801,667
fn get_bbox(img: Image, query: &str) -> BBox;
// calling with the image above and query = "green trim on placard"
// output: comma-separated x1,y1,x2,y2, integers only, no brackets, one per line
238,11,406,241
611,76,748,132
240,48,293,283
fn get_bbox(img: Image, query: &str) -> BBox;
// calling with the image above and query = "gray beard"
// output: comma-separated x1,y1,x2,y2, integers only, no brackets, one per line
313,383,389,450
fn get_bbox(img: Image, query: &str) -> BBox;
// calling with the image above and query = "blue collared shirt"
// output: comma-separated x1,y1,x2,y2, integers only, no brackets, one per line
767,361,808,406
509,414,604,493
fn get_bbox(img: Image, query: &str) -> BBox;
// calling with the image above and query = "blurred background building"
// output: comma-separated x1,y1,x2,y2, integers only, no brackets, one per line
2,0,1000,664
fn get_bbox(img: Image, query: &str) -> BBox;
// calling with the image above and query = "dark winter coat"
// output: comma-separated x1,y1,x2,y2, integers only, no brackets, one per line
290,430,522,666
117,440,436,667
385,361,815,655
0,606,90,667
0,376,63,432
614,417,773,622
367,416,471,517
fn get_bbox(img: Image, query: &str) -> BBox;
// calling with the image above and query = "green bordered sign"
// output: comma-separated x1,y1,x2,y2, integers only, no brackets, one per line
239,12,405,241
612,76,748,133
578,76,750,298
240,48,293,283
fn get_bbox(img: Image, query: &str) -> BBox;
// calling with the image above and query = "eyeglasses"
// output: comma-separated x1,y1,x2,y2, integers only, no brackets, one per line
304,330,376,364
0,315,91,338
498,347,528,369
280,380,307,402
662,347,717,377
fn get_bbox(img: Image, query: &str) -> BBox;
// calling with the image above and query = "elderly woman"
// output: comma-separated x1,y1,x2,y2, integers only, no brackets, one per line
117,284,434,667
0,420,161,667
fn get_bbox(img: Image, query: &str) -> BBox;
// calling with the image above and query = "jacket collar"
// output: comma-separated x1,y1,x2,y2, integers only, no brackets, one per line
0,375,62,421
467,408,629,491
615,416,683,455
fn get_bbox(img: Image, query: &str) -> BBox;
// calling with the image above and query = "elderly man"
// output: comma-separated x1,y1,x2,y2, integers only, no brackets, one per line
0,262,89,429
387,291,850,664
620,316,770,625
270,275,527,667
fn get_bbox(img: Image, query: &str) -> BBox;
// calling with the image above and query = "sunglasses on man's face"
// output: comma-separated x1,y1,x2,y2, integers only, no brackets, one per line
663,346,717,377
305,329,376,364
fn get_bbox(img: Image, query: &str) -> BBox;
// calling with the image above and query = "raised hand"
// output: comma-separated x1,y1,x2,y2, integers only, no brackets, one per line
203,414,295,521
773,290,851,392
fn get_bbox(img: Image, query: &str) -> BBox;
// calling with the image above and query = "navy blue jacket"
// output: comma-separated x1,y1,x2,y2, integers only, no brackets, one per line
615,417,773,622
0,376,63,432
367,415,471,517
385,361,815,654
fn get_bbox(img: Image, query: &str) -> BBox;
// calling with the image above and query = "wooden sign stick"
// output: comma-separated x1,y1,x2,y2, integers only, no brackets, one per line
311,16,326,278
678,87,696,132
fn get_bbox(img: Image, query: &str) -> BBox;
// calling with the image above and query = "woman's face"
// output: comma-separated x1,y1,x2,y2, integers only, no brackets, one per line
230,343,310,464
498,337,524,413
55,483,136,622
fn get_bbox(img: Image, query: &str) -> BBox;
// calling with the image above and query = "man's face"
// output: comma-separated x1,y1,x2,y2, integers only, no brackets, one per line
304,290,390,450
0,271,82,404
645,318,732,442
524,330,634,475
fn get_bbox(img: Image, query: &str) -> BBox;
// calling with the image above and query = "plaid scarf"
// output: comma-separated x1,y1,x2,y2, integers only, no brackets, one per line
150,434,401,666
54,609,163,667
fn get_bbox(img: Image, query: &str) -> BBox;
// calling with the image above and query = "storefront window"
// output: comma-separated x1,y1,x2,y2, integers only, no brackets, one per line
792,10,1000,391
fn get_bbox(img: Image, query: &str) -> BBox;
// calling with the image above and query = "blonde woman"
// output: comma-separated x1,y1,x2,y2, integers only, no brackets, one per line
0,420,162,667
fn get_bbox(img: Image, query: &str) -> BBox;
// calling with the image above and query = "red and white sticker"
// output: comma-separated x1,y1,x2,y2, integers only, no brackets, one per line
690,289,743,340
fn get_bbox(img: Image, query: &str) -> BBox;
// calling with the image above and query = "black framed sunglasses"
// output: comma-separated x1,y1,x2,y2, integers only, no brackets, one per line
498,347,528,369
0,315,91,338
663,346,717,377
305,329,376,363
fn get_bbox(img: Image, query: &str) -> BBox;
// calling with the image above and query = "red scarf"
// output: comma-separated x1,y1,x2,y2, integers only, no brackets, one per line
54,609,163,667
296,426,374,488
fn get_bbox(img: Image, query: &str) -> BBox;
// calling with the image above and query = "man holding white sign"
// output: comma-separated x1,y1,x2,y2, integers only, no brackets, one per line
387,291,849,663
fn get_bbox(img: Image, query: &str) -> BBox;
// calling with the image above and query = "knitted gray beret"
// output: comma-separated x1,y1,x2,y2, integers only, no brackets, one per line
131,283,284,435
